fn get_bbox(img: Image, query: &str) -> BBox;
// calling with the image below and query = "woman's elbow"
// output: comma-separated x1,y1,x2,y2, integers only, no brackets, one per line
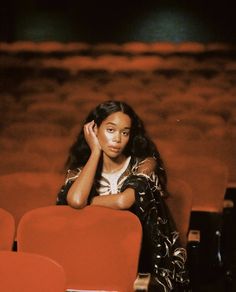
118,193,135,210
67,194,87,209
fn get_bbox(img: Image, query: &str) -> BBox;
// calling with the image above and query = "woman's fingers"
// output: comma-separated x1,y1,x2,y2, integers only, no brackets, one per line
84,121,94,136
88,121,96,135
84,121,101,151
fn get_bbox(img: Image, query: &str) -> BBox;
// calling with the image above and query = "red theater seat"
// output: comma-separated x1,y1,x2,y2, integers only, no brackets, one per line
0,251,66,292
0,172,64,230
17,205,144,292
0,208,15,250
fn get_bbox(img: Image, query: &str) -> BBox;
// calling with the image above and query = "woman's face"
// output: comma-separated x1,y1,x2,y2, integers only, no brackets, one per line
96,111,131,159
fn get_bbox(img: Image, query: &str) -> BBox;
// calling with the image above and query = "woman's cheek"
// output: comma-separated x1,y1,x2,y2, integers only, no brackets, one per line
98,131,111,147
104,131,113,143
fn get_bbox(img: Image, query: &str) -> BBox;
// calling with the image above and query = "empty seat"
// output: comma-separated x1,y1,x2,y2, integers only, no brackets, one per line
23,136,71,156
205,96,236,121
166,178,193,247
0,208,15,250
1,122,68,142
26,102,80,129
165,156,228,276
0,251,66,292
165,156,228,213
0,151,55,174
0,172,64,230
152,123,203,140
17,205,143,292
157,95,206,118
166,112,226,135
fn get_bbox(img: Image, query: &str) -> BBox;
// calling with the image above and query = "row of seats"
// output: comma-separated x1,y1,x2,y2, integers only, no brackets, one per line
2,109,235,141
1,133,235,186
2,92,236,125
1,68,235,186
0,154,229,228
0,165,231,290
1,117,234,143
0,155,232,288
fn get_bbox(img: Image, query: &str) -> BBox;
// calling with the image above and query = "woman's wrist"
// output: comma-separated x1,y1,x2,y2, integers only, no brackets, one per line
91,148,101,158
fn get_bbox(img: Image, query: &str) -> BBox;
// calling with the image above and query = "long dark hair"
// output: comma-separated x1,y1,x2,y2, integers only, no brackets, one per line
66,100,167,191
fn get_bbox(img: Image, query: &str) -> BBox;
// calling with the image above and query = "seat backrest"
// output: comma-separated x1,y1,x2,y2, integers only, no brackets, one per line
0,172,64,229
0,251,66,292
0,208,15,250
166,178,193,247
17,205,142,292
166,156,228,213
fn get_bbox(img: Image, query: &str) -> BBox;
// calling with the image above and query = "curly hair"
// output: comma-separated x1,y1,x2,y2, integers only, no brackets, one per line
65,100,167,191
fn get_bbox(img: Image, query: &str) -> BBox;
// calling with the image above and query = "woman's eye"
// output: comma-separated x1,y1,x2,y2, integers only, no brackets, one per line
122,131,130,136
107,128,114,133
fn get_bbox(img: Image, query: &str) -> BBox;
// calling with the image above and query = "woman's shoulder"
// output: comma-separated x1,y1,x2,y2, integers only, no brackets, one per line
131,156,157,175
131,156,157,167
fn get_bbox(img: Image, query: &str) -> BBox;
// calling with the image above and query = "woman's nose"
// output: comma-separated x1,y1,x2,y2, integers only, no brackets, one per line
113,132,121,142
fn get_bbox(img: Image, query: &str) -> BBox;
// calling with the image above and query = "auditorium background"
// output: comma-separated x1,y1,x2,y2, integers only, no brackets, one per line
0,0,236,291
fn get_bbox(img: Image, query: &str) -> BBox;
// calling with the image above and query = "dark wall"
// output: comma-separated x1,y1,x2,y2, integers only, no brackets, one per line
1,0,236,43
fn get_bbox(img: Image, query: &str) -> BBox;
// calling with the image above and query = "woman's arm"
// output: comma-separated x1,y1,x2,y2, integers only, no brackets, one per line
67,121,101,209
91,188,135,210
91,157,156,209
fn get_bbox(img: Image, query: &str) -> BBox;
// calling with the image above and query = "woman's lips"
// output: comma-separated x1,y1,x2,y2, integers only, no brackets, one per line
109,146,121,152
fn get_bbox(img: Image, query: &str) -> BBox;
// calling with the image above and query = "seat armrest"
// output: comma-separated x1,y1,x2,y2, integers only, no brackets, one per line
133,273,151,291
223,199,234,209
188,229,200,243
187,229,201,290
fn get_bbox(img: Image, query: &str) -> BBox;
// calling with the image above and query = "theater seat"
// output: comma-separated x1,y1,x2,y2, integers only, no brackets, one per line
0,172,64,230
0,251,66,292
166,156,229,282
17,205,146,292
166,177,194,247
166,178,200,290
0,208,15,250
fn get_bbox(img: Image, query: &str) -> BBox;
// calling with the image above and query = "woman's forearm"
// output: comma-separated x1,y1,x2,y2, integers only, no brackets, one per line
91,188,135,210
67,150,101,208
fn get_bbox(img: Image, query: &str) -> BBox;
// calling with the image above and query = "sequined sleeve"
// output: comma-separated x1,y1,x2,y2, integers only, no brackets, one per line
65,168,82,184
56,168,82,205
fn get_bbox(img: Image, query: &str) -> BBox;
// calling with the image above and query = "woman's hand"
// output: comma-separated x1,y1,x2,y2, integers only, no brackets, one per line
84,120,101,154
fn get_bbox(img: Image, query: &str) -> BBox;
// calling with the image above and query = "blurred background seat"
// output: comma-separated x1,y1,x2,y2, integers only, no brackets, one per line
0,208,15,251
165,155,230,286
1,122,68,142
0,172,64,231
166,177,201,290
166,177,193,248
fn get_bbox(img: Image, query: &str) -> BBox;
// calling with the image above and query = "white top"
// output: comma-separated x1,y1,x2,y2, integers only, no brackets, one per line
97,156,131,195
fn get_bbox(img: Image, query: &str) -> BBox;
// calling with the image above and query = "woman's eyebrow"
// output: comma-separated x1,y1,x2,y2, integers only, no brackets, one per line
105,122,130,129
105,122,116,126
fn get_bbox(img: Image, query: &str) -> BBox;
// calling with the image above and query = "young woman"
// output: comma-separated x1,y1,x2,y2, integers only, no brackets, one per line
57,100,189,291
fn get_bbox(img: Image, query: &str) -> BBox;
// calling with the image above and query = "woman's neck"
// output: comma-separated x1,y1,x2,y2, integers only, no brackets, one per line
102,154,127,174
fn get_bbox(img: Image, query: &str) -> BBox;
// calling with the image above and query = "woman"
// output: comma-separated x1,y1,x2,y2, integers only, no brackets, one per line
57,100,190,291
